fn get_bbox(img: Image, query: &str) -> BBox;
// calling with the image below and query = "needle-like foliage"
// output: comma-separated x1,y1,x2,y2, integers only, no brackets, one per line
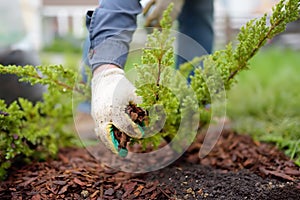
0,0,299,179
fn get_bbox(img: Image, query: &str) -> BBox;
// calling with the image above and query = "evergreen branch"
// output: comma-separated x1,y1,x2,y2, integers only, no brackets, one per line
227,19,282,81
227,0,300,82
0,64,86,95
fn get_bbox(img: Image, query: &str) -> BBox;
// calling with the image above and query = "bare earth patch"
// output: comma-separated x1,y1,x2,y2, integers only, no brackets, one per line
0,130,299,199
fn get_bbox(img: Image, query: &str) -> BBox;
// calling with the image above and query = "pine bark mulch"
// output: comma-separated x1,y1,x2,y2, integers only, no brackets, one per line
0,129,299,199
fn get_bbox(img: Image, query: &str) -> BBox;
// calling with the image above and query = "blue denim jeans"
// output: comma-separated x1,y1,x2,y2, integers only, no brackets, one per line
177,0,214,69
77,37,92,113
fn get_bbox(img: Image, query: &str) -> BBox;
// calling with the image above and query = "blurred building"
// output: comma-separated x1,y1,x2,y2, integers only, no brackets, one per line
0,0,93,51
0,0,45,104
0,0,42,51
2,0,298,51
214,0,281,47
41,0,96,46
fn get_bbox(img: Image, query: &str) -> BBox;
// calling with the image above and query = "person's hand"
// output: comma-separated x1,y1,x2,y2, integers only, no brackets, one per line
143,0,184,27
91,65,143,157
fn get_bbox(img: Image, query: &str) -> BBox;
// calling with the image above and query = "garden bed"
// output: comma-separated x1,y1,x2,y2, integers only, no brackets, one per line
1,129,299,199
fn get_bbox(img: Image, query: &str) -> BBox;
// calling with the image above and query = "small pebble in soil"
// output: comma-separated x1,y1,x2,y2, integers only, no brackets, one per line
115,190,123,199
186,187,195,196
80,190,89,198
203,193,209,198
104,188,115,196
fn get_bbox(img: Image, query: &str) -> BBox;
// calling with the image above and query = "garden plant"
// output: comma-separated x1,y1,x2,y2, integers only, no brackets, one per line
0,0,299,180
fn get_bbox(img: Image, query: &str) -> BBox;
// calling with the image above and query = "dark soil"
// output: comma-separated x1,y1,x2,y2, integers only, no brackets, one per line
1,129,299,200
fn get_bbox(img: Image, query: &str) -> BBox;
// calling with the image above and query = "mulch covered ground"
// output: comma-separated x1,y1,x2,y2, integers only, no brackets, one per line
1,129,299,199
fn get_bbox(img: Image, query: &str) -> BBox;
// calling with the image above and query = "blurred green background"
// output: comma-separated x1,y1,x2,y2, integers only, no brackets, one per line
227,47,300,165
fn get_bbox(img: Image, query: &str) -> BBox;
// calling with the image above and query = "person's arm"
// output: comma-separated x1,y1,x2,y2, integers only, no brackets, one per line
87,0,144,157
86,0,142,71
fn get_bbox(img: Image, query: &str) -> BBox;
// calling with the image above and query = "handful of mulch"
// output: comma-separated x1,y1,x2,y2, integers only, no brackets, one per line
112,104,147,151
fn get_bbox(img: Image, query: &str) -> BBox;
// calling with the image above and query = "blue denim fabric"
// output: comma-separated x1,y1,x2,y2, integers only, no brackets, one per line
81,37,90,83
177,0,214,67
85,0,142,71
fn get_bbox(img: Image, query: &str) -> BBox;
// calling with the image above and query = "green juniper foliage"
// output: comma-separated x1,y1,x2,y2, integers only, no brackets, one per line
0,64,89,179
0,0,299,179
135,0,300,151
134,4,199,150
190,0,300,103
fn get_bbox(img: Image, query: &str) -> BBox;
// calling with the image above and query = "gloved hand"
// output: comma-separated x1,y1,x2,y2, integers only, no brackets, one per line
143,0,184,27
91,67,144,157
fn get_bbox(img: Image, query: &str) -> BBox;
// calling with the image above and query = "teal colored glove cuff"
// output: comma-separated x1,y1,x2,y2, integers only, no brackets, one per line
109,124,145,157
109,127,128,157
118,148,128,157
138,123,145,137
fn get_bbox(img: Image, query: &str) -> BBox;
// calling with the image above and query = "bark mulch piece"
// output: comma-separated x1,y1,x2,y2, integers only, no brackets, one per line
0,129,299,199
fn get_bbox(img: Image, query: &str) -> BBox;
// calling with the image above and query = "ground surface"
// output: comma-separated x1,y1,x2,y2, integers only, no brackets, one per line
1,129,299,199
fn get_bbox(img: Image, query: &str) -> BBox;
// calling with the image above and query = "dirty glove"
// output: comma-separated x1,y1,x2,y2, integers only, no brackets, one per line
143,0,184,27
91,68,144,157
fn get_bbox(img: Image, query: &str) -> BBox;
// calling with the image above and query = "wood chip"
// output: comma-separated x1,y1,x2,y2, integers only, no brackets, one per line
58,185,69,195
72,178,86,186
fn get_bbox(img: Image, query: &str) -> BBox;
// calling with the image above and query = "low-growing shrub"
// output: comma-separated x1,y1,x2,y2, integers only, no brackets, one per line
0,0,299,179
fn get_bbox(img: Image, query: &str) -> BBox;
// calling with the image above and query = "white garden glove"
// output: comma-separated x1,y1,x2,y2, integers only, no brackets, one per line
91,68,144,157
143,0,184,27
